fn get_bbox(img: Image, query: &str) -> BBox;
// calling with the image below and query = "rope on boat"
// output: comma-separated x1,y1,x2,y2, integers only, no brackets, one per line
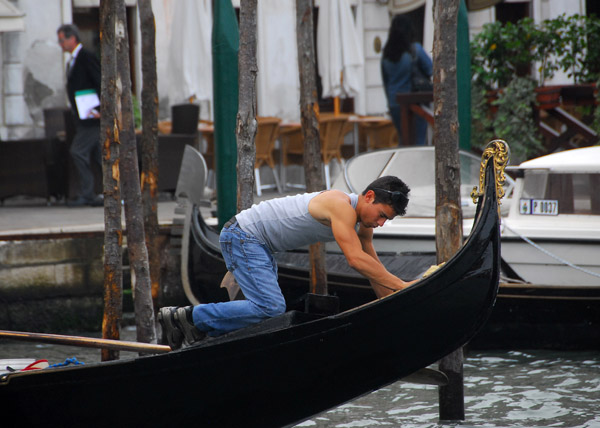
502,223,600,279
48,357,85,368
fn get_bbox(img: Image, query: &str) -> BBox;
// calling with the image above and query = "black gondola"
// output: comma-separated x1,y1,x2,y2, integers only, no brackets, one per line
0,144,501,428
183,142,600,351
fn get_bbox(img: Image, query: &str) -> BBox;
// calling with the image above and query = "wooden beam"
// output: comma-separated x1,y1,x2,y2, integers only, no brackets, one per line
547,107,598,141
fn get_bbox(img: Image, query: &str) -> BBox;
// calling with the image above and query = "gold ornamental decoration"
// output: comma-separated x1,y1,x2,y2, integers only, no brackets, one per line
471,139,510,207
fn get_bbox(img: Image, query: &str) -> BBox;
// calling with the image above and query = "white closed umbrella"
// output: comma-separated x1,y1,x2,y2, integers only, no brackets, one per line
168,0,213,111
256,0,300,121
317,0,363,100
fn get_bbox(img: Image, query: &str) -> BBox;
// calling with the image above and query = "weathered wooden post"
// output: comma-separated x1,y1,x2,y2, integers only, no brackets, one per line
115,0,157,348
99,0,122,362
237,0,258,212
432,0,465,421
138,0,161,306
296,0,328,298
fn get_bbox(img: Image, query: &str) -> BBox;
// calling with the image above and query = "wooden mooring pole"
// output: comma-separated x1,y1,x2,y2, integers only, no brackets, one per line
432,0,465,421
296,0,328,297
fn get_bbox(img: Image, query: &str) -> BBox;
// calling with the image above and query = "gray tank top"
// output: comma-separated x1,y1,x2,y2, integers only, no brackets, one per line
236,192,359,253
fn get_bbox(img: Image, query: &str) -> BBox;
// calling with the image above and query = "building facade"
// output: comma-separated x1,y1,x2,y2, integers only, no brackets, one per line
0,0,593,140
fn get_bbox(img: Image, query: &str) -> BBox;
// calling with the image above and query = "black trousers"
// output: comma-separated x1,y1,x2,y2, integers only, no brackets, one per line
70,124,101,200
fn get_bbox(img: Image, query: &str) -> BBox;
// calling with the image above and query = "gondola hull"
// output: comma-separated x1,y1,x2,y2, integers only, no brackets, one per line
0,155,501,428
185,190,599,350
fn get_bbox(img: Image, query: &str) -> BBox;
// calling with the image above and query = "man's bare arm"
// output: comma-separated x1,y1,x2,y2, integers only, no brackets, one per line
309,191,415,296
327,202,412,295
356,224,417,297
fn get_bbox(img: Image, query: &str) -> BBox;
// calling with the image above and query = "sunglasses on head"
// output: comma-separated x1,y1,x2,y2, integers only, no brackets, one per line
373,188,407,205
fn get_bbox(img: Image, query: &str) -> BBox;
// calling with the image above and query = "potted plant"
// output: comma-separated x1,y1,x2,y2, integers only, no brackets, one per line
470,14,600,158
471,18,538,90
470,19,543,159
551,14,600,108
471,77,543,163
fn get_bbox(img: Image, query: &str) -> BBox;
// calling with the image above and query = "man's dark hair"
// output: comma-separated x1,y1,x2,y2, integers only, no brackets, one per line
57,24,81,42
362,176,410,216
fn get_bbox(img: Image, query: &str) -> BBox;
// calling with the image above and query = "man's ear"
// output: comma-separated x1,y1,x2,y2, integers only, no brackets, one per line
365,190,375,203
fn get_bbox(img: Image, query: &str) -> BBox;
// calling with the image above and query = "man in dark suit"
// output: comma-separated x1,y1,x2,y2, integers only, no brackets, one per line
57,24,103,207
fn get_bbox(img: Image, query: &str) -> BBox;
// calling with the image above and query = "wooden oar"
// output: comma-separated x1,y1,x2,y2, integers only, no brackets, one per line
0,330,171,354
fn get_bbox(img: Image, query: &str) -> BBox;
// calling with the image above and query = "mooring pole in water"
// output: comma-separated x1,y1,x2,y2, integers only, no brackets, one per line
432,0,465,421
296,0,328,298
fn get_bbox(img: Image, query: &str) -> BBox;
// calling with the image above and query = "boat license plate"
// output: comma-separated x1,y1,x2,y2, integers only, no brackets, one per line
519,199,558,215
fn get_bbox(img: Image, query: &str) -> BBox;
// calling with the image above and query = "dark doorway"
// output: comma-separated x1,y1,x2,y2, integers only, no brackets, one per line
587,1,600,17
495,1,531,24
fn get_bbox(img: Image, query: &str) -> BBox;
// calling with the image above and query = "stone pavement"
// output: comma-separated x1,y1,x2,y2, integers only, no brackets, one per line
0,196,178,239
0,189,297,239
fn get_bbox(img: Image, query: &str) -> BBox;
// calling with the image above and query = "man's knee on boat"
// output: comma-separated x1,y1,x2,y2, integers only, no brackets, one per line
255,299,286,319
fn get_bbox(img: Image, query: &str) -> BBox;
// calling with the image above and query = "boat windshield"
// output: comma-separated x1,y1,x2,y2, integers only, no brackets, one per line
521,171,600,215
337,148,514,218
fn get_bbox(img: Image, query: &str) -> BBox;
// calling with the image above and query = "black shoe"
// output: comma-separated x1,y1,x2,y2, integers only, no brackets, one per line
173,306,205,344
158,307,184,350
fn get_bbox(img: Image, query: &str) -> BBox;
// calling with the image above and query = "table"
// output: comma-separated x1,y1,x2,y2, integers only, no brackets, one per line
347,115,398,152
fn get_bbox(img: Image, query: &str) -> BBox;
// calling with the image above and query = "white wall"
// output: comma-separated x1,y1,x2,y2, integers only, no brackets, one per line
532,0,586,85
1,0,64,139
362,0,391,116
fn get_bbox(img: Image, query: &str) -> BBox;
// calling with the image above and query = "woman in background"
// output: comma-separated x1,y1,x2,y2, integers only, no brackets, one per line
381,14,432,146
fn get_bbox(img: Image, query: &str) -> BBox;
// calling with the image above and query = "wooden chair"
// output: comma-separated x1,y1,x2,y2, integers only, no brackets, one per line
279,125,305,191
254,116,282,196
319,115,349,189
280,115,350,190
157,121,172,134
359,119,398,151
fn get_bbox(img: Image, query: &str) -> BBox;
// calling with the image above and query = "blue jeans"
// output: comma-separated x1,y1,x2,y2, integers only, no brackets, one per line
192,221,286,336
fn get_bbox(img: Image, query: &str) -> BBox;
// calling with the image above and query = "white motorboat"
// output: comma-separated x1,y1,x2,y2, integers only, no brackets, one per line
332,145,600,288
501,146,600,287
331,144,600,349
